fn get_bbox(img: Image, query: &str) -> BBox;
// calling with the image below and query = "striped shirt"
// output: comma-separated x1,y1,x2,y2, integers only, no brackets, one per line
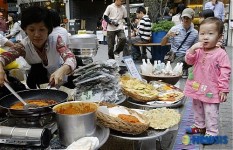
138,15,151,41
168,24,198,56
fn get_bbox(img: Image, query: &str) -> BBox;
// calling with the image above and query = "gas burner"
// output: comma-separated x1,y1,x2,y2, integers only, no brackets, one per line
2,113,56,128
0,113,57,147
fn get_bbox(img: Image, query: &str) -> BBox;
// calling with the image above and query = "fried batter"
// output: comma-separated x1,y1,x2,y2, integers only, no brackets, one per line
10,99,57,110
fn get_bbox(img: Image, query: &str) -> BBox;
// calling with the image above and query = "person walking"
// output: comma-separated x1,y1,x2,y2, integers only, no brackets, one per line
161,8,198,78
103,0,128,59
184,17,231,144
204,0,225,22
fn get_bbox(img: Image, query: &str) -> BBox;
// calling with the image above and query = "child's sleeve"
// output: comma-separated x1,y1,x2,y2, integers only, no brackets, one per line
218,53,231,93
185,48,198,65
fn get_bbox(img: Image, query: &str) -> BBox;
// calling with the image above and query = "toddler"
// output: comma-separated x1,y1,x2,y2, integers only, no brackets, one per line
184,17,231,144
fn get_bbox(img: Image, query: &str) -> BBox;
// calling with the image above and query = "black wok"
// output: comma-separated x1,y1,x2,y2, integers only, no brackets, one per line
0,89,68,117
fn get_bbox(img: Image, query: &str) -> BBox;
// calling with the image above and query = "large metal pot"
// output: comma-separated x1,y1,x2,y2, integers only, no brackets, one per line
0,89,68,117
69,34,98,58
53,101,98,146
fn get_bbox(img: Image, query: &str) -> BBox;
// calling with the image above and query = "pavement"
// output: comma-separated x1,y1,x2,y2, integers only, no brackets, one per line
93,44,233,150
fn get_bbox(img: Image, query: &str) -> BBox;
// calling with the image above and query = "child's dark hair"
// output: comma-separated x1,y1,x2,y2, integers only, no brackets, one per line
21,6,53,34
136,6,146,14
199,9,214,19
200,17,224,35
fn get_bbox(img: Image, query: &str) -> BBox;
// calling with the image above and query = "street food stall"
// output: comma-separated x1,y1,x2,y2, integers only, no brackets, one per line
0,57,185,149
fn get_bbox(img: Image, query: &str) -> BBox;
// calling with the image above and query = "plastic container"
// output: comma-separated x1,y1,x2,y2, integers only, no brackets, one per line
152,31,167,43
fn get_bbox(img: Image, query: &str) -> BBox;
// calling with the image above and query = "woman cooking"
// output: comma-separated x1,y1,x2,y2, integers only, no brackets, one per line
0,6,77,89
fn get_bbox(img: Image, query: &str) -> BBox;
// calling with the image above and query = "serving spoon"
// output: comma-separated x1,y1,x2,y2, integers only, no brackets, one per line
4,82,38,109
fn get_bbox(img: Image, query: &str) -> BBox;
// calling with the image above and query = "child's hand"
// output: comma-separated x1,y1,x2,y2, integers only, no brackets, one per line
189,42,203,54
219,92,227,102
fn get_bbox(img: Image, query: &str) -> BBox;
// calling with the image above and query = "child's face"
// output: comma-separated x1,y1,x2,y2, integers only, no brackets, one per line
199,23,221,49
136,12,143,19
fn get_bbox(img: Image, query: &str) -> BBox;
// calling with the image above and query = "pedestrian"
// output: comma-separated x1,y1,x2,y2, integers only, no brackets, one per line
0,6,77,89
161,8,198,78
124,6,151,61
184,17,231,144
204,0,225,22
103,0,128,59
0,12,7,35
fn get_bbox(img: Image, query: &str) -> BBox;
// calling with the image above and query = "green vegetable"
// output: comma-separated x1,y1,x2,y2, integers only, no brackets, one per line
151,20,175,32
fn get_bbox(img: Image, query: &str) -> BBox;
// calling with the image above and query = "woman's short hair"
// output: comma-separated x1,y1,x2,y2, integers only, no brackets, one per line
21,6,53,34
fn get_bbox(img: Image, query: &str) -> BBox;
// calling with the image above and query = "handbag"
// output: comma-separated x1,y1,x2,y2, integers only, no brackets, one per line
164,31,191,63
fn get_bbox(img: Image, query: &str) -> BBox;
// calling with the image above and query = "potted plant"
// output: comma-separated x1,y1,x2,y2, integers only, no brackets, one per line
151,20,174,43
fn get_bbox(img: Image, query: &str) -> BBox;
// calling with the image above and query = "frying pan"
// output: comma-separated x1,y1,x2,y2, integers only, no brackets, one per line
0,89,68,117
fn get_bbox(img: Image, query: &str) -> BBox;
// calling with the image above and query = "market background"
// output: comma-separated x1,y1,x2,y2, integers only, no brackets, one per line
1,0,232,46
0,0,232,149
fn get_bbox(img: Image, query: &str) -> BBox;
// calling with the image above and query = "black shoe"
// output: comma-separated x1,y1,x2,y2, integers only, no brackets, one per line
121,60,125,63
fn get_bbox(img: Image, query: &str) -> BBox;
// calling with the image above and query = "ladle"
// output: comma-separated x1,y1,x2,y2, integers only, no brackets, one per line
4,82,37,109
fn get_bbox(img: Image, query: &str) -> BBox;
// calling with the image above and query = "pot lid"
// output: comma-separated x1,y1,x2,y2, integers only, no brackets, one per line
69,34,97,39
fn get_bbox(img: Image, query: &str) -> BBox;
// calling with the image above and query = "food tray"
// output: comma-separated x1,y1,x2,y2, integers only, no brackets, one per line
140,73,181,85
127,96,186,108
121,87,157,102
96,102,150,135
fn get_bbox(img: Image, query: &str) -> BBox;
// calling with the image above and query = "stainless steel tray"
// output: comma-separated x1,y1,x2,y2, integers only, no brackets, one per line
110,128,169,141
127,96,186,108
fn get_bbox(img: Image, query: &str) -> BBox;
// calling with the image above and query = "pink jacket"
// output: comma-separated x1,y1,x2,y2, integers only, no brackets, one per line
184,47,231,103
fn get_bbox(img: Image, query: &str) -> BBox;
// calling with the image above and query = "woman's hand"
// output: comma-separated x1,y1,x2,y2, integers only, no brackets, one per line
219,92,227,102
49,65,71,86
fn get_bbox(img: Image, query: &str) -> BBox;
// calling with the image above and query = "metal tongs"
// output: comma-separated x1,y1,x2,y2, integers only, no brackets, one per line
47,79,56,89
4,82,38,109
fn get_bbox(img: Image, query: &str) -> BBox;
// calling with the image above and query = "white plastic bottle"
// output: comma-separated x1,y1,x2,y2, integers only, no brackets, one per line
173,62,180,75
165,61,173,74
153,60,158,71
146,59,153,74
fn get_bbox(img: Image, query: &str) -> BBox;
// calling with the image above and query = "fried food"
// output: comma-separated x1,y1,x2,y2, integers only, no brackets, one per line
118,114,140,123
143,108,181,129
120,76,159,101
10,99,57,110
